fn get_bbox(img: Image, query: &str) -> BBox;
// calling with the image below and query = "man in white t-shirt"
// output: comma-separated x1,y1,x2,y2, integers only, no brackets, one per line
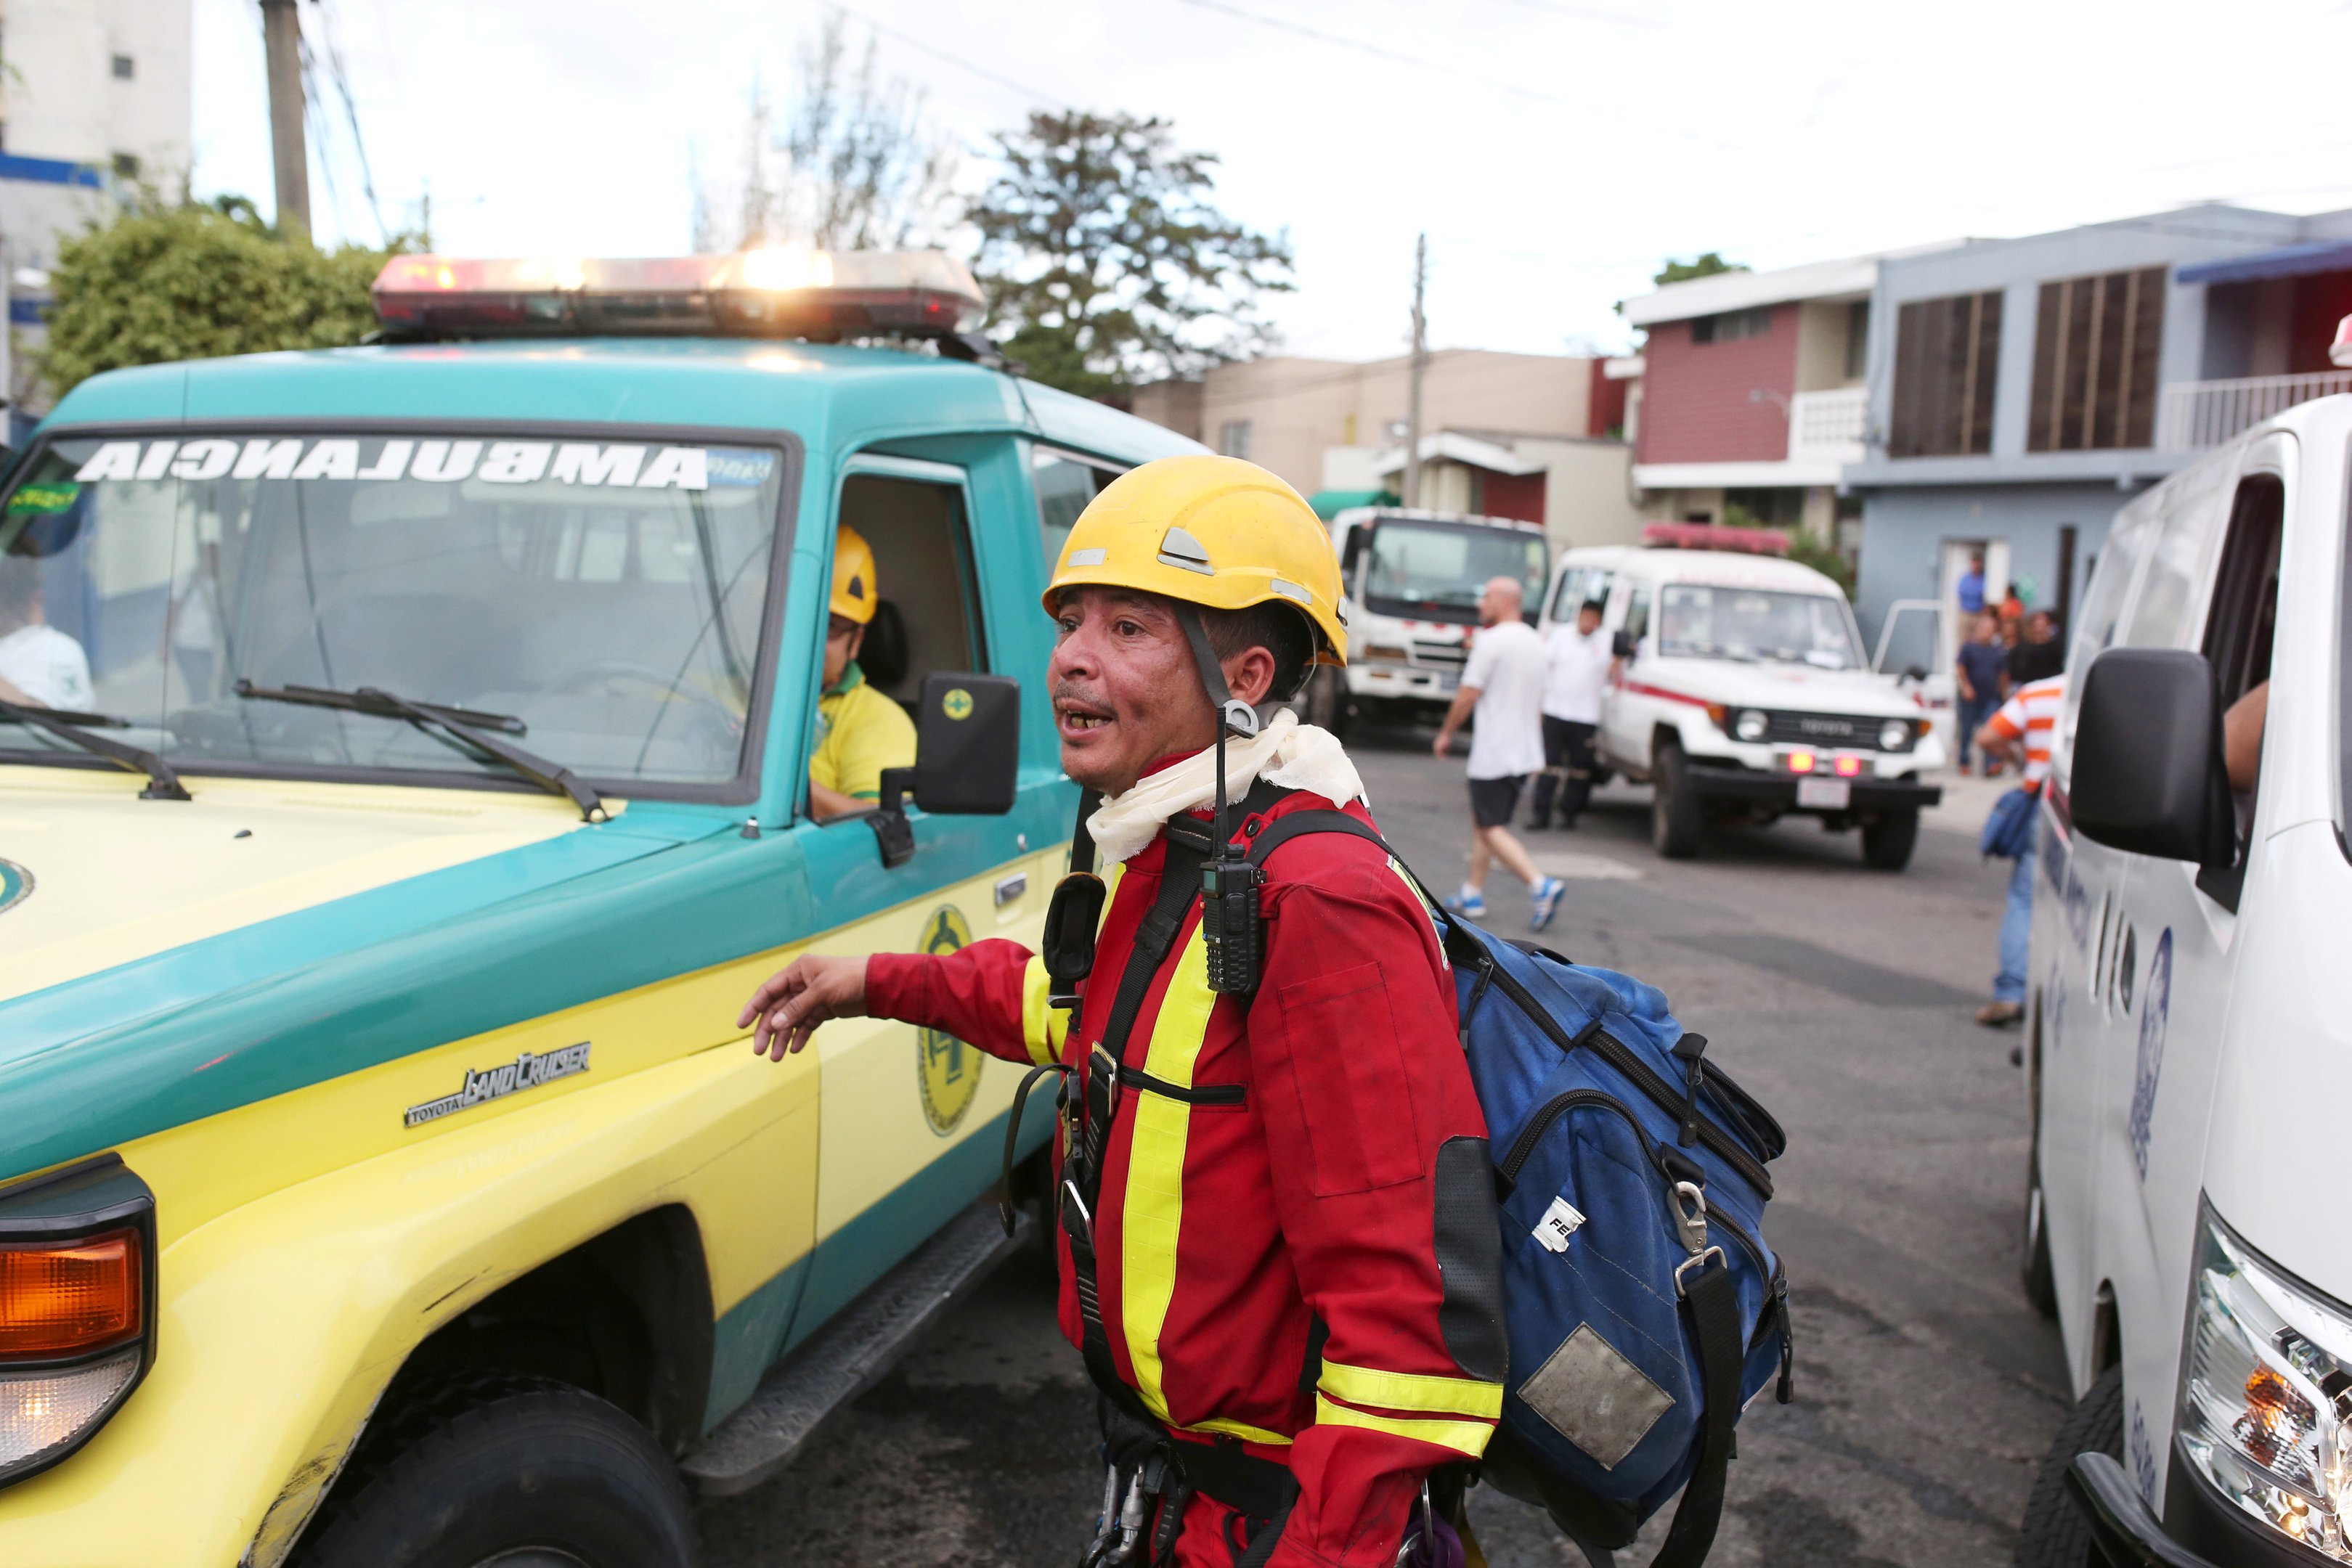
1433,576,1567,930
1529,597,1612,830
0,558,92,712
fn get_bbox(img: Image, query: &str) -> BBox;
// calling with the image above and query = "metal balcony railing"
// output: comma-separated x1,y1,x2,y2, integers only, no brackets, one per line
2156,371,2352,452
1788,386,1868,462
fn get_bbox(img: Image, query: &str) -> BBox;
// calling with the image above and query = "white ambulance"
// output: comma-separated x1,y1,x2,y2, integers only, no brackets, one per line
1538,528,1944,868
2013,393,2352,1567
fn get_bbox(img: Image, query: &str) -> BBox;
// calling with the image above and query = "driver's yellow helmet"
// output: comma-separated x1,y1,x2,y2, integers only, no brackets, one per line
1041,455,1348,665
831,523,879,625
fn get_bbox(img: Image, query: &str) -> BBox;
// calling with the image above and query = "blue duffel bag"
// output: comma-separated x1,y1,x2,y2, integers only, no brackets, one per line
1443,918,1791,1568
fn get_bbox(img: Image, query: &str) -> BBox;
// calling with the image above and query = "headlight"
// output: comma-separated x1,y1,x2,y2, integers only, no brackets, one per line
0,1156,156,1490
1879,719,1913,752
1734,709,1768,743
2176,1206,2352,1560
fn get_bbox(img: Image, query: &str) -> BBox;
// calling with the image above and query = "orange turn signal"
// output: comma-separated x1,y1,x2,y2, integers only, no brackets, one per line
0,1229,143,1358
1787,750,1816,775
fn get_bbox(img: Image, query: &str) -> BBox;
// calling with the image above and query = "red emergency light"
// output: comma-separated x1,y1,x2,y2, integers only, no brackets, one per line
370,249,989,343
1640,522,1790,556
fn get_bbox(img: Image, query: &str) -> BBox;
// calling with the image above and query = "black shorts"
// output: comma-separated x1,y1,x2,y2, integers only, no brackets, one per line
1468,774,1527,829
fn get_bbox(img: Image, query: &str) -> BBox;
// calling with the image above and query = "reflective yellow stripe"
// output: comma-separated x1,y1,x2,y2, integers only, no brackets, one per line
1314,1395,1495,1458
1119,920,1216,1424
1318,1360,1503,1419
1181,1414,1293,1445
1018,955,1063,1068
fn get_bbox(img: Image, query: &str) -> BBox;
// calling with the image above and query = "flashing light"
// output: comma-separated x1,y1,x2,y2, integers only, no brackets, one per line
1833,754,1863,778
371,249,987,342
2333,313,2352,369
1641,522,1790,557
1787,750,1816,775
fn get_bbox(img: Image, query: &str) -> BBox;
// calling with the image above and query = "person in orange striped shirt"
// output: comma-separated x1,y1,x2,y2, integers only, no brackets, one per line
1974,673,2066,1026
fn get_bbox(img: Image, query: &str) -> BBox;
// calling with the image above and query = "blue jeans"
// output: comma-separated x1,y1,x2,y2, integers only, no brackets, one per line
1957,696,1995,768
1994,843,2036,1005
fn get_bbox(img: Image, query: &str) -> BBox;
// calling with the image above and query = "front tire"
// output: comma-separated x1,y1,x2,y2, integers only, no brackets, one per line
2013,1366,2124,1567
1651,741,1701,859
298,1381,696,1568
1860,809,1920,870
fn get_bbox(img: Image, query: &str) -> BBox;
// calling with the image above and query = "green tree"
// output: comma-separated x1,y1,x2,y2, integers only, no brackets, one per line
39,196,399,401
1653,252,1747,287
967,112,1293,400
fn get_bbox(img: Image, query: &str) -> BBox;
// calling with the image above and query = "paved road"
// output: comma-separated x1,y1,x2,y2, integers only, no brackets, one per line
701,734,2067,1567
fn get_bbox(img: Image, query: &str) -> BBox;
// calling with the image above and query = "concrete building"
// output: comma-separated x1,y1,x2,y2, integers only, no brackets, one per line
1847,203,2352,666
1131,348,1643,550
0,0,192,408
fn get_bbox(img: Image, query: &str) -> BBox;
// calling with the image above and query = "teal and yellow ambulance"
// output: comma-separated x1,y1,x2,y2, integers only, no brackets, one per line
0,249,1196,1567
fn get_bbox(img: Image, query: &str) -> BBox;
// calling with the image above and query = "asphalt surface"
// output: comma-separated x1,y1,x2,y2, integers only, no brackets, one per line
699,732,2069,1567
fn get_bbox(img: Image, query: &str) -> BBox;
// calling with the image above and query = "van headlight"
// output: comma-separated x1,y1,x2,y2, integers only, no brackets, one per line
1878,719,1914,752
2175,1205,2352,1560
1733,709,1767,742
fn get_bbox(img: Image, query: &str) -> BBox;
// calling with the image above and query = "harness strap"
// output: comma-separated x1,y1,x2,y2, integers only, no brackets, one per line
1649,1254,1744,1568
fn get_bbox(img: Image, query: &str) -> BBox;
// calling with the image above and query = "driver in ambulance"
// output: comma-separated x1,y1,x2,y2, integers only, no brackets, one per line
807,524,916,821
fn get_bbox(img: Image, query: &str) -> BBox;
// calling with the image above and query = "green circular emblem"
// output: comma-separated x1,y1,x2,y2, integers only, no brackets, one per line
942,687,974,721
0,858,30,917
916,905,982,1135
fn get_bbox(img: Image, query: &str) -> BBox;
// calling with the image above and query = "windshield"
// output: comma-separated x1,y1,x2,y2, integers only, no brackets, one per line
1656,584,1860,669
1359,518,1548,626
0,432,786,794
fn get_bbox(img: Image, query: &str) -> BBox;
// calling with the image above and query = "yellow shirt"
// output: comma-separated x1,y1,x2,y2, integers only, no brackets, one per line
811,663,916,803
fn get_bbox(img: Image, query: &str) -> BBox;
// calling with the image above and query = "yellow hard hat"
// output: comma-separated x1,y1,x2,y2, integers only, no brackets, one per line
831,523,878,625
1041,454,1348,665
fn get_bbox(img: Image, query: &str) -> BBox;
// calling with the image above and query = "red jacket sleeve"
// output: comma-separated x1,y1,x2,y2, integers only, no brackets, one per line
866,937,1054,1066
1248,855,1504,1568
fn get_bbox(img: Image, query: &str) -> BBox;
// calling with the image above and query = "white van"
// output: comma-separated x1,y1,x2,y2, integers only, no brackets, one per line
2014,395,2352,1566
1539,533,1944,867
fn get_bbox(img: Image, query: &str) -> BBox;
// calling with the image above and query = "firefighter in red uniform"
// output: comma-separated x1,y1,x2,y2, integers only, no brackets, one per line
739,456,1506,1567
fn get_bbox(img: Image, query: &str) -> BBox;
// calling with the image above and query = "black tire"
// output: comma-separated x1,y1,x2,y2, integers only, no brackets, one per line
1651,741,1701,859
2019,1159,2059,1318
1303,665,1350,739
2011,1366,2124,1568
1860,809,1920,870
298,1380,696,1568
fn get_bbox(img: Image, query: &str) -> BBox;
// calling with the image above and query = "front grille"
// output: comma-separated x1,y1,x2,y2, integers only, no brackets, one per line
1758,709,1895,749
1410,641,1467,667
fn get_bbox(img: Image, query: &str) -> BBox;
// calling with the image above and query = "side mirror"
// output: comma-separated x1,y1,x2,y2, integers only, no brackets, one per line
1611,630,1635,659
1903,664,1928,683
2070,649,2234,866
870,671,1021,867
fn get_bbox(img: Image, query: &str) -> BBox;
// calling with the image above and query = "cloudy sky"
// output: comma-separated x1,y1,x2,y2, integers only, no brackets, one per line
190,0,2352,363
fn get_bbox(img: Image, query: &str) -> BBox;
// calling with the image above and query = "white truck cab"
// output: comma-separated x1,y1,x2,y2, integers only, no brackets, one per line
1539,529,1945,868
2014,394,2352,1568
1315,507,1549,729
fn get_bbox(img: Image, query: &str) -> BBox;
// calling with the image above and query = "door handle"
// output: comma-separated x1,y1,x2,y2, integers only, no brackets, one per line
994,873,1028,907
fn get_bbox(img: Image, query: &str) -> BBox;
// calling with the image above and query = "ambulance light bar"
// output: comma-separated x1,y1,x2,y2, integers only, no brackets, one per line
371,249,988,342
1641,522,1789,556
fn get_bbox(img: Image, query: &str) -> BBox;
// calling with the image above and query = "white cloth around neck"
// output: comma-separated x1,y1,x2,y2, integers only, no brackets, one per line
1085,709,1367,865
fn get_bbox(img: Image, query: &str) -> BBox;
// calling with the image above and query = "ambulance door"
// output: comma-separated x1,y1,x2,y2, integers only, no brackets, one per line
1601,579,1653,771
788,451,1043,1340
2093,442,2285,1466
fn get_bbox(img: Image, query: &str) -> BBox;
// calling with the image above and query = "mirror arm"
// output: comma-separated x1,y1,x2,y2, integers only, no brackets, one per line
869,766,916,868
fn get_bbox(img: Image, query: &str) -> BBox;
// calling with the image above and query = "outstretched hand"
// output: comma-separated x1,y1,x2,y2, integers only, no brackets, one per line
738,953,870,1060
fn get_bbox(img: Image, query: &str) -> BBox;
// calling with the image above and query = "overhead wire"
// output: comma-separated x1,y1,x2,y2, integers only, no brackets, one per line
314,0,388,243
1166,0,1566,105
825,1,1072,110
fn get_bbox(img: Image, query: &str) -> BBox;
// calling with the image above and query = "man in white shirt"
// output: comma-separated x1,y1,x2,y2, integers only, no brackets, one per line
0,558,93,711
1433,576,1567,930
1529,597,1611,830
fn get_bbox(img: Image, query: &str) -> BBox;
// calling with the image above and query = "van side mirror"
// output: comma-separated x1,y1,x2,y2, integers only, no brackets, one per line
2070,649,2234,866
870,671,1022,868
1611,630,1635,659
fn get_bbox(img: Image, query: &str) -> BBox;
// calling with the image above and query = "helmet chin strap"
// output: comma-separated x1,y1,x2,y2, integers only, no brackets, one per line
1175,605,1259,854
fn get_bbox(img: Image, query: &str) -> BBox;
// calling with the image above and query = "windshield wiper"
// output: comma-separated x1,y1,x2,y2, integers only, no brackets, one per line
235,680,607,822
0,698,192,800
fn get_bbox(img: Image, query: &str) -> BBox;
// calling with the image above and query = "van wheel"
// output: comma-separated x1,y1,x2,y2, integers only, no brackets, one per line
1860,809,1920,870
1651,741,1701,859
2019,1164,2059,1318
297,1379,696,1568
2011,1366,2124,1568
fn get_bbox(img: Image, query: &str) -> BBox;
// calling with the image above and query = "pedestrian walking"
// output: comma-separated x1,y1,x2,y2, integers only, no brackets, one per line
1974,672,2065,1026
1432,576,1566,929
738,456,1506,1567
1953,612,2007,776
1526,597,1611,829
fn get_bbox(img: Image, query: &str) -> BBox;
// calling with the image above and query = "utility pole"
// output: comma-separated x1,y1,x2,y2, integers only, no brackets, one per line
1403,232,1428,510
259,0,310,240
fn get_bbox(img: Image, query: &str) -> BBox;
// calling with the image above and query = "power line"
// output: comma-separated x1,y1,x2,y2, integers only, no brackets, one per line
1167,0,1567,105
826,2,1071,111
1486,0,1668,29
314,0,387,242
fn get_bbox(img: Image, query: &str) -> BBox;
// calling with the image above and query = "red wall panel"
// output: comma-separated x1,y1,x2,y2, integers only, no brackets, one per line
1587,359,1629,437
1478,470,1547,523
1635,304,1801,464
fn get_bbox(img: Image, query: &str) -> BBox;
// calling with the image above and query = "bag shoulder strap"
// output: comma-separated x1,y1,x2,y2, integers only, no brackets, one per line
1648,1254,1744,1568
